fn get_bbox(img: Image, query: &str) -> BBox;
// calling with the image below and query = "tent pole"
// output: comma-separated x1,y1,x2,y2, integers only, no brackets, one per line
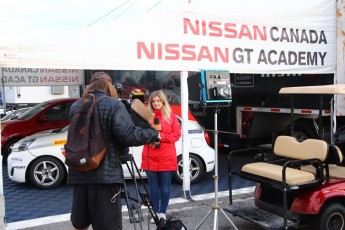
181,71,192,200
0,68,5,229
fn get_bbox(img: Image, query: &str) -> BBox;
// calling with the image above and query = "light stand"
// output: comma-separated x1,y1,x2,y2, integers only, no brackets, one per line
195,104,238,230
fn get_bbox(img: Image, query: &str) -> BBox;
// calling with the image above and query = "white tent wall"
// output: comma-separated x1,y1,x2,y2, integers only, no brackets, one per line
0,0,339,221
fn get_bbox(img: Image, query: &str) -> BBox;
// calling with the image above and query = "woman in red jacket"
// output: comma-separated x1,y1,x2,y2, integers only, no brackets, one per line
141,90,181,222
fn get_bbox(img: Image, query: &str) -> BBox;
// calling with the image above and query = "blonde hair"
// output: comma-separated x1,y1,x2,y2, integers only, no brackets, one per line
148,90,171,122
83,72,118,100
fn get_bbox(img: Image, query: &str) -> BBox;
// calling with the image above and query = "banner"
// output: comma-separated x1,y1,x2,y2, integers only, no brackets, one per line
0,68,84,86
0,0,336,74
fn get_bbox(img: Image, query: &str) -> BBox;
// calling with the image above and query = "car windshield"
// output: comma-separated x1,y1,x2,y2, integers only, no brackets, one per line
17,102,50,120
1,108,31,121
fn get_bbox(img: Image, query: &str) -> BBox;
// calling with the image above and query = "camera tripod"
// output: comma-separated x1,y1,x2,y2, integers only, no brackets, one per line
195,105,238,230
120,154,161,230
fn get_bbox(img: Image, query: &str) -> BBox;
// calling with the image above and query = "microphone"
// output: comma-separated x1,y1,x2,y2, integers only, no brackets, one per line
153,117,161,131
153,118,161,148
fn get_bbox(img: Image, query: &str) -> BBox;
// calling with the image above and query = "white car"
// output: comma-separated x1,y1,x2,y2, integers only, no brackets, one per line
7,119,215,189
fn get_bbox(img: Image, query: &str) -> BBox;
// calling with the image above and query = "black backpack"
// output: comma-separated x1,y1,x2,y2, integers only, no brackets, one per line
157,218,187,230
64,94,107,172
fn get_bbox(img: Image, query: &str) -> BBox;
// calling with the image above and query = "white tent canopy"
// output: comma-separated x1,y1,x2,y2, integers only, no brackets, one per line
0,0,336,73
0,0,337,198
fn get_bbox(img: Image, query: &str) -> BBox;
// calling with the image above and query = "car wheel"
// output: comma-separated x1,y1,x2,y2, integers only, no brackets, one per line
173,154,205,184
3,137,22,162
29,156,65,189
312,202,345,230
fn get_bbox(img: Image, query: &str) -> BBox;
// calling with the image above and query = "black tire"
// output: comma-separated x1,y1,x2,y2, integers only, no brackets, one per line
312,202,345,230
3,137,22,163
173,154,205,184
284,120,318,141
29,156,65,189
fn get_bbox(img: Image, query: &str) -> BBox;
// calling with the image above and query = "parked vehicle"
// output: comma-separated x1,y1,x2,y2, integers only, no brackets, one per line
1,107,32,121
1,98,77,161
186,1,345,149
225,84,345,230
188,73,339,148
7,115,215,189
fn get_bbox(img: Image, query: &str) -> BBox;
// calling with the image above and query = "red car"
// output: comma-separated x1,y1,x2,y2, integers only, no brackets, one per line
1,98,77,160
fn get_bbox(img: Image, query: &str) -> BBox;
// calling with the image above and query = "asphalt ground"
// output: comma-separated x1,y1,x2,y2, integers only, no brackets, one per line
4,149,259,229
7,188,260,230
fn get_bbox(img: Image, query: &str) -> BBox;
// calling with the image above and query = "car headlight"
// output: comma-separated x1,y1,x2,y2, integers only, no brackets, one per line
13,138,36,152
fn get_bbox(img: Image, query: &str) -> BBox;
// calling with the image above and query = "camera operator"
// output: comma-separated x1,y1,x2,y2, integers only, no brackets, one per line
67,72,159,230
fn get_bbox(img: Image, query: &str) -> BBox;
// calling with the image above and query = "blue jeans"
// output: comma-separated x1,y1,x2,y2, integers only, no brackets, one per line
146,171,174,214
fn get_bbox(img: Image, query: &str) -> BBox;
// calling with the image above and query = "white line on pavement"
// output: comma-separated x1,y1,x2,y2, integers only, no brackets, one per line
5,187,255,230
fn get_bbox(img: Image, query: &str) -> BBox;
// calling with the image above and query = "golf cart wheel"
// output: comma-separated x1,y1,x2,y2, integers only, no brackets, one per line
173,154,205,184
29,156,65,189
312,202,345,230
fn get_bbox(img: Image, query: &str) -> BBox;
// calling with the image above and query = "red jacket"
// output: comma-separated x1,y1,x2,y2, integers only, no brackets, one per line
141,110,181,171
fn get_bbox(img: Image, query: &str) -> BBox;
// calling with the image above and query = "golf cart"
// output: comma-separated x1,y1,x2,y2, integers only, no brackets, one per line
225,84,345,230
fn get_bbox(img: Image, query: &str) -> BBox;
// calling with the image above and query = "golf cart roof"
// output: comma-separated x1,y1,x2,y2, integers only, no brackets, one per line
279,84,345,95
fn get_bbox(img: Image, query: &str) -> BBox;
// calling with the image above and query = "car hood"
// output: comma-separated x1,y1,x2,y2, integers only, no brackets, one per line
23,129,62,140
20,129,68,150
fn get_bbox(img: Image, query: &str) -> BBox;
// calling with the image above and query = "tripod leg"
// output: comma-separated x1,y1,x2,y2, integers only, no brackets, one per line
213,209,218,230
220,208,238,230
128,160,144,229
124,162,145,224
196,106,238,230
122,178,138,230
130,158,161,226
195,209,213,230
120,155,146,230
121,155,161,226
127,161,143,220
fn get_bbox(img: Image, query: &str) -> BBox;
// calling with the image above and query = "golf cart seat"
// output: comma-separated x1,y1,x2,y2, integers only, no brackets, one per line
239,135,329,187
301,144,345,178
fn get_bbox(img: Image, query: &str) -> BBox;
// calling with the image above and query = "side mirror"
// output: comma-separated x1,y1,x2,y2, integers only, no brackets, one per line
39,115,48,122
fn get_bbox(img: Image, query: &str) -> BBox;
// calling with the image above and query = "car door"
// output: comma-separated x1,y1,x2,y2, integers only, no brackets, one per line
35,102,74,132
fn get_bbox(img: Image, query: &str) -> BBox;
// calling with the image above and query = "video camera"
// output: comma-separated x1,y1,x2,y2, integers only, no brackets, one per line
121,99,152,129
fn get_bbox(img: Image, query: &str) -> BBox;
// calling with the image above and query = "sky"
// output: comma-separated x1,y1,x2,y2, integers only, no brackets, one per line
0,0,188,44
